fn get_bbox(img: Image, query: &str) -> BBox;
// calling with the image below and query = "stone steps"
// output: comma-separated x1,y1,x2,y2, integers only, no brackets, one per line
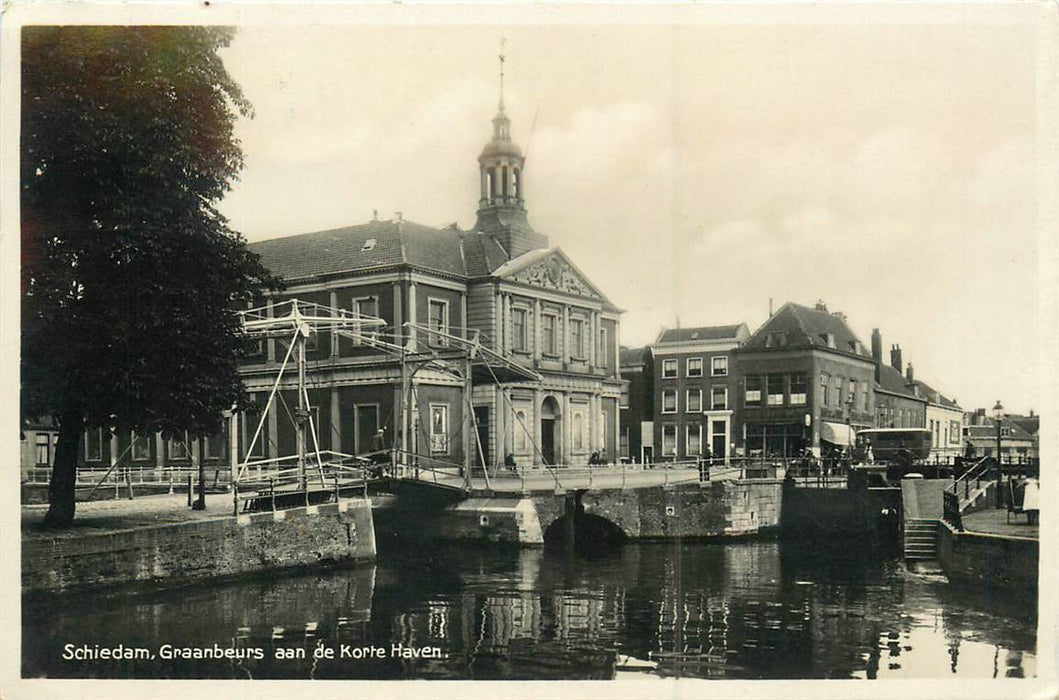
903,518,939,561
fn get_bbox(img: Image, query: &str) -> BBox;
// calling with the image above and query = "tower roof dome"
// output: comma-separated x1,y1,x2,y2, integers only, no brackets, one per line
479,103,522,160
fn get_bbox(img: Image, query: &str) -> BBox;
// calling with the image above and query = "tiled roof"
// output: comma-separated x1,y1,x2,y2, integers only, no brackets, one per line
619,346,648,367
250,219,523,282
877,364,924,400
966,423,1035,441
909,379,961,409
742,302,872,358
250,219,620,312
657,325,745,344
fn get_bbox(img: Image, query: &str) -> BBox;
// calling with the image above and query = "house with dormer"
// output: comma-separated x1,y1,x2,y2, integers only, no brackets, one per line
733,302,875,458
237,92,623,470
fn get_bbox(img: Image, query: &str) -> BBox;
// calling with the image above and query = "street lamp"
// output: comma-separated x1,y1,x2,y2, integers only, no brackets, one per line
993,400,1003,509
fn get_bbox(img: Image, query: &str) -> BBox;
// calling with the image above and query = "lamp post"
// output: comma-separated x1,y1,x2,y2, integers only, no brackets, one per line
993,400,1003,508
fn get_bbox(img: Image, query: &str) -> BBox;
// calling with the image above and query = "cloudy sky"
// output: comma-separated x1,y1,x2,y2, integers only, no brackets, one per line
215,6,1052,415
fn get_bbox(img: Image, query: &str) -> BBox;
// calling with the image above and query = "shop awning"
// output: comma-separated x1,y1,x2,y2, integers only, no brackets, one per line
820,421,856,446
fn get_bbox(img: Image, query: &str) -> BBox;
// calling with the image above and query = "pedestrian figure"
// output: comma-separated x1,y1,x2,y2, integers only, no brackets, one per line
369,428,387,478
505,452,518,474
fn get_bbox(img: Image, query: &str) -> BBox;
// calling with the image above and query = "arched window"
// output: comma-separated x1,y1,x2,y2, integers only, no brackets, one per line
512,168,520,199
501,165,509,198
488,167,497,199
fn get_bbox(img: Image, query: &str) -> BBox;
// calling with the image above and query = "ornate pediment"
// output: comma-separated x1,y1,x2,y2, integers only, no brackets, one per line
509,253,600,299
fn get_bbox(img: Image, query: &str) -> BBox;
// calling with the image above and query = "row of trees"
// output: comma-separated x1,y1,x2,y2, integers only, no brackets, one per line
21,26,278,526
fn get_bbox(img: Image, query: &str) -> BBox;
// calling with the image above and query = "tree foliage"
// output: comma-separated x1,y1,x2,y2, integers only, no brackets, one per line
21,26,277,525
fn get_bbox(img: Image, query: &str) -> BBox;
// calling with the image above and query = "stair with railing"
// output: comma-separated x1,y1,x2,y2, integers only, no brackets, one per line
941,457,993,532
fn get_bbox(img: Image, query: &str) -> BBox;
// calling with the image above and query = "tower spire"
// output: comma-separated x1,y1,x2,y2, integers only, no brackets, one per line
498,37,506,111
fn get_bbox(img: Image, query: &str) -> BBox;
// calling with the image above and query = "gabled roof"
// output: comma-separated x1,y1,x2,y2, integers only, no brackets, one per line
966,422,1035,442
492,246,620,311
1005,414,1040,436
656,324,747,344
909,379,961,410
619,346,648,367
742,302,872,359
876,364,926,402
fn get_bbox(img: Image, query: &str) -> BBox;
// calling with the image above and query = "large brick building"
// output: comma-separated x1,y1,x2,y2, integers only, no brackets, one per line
734,302,875,458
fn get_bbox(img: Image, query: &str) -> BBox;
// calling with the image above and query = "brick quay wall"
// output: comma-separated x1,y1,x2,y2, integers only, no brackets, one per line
22,499,376,595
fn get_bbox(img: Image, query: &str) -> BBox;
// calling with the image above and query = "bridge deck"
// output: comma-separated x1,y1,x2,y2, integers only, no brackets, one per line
389,464,763,494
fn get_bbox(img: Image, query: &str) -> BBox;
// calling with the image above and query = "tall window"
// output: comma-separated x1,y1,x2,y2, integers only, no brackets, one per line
662,359,678,379
662,390,677,414
767,374,785,406
167,433,189,460
820,373,830,406
790,373,808,405
84,427,103,461
573,412,584,451
600,411,607,450
687,358,703,377
832,376,842,407
512,308,528,352
620,384,630,408
352,297,379,345
599,328,608,366
570,318,585,359
686,424,702,455
35,434,51,466
745,376,762,406
686,389,702,413
131,431,151,461
847,379,857,407
428,299,449,347
429,404,449,454
542,313,558,356
662,425,677,456
711,385,728,410
711,356,729,376
950,420,961,445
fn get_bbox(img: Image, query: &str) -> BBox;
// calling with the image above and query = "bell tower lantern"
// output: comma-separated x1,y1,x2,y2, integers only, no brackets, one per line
474,43,548,259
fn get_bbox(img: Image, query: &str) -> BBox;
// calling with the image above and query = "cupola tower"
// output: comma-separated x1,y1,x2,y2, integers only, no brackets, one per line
474,43,548,259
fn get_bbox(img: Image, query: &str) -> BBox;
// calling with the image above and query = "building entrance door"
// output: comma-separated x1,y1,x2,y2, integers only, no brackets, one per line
712,420,727,460
473,406,489,467
540,396,560,466
541,419,556,465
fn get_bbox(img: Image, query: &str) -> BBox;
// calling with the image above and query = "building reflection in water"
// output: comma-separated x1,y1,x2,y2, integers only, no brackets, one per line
23,540,1036,680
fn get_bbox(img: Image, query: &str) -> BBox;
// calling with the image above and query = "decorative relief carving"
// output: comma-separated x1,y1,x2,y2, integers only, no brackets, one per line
511,255,598,298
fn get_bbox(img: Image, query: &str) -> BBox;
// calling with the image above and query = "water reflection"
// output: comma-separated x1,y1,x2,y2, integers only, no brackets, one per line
23,540,1036,679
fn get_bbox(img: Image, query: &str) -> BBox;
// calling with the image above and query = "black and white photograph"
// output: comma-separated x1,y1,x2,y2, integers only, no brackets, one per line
2,2,1056,696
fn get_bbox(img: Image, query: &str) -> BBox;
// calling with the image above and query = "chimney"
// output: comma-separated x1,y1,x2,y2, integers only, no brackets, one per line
372,209,379,221
769,297,774,317
906,362,914,383
394,211,403,223
871,328,882,383
1030,409,1035,417
890,344,902,372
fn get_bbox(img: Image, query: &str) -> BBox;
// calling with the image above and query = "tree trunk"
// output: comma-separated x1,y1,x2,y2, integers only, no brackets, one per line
43,408,82,527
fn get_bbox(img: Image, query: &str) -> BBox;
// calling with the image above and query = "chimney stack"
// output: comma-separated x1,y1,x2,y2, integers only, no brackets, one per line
871,328,882,383
395,211,403,223
769,297,774,317
906,362,914,383
890,344,902,372
372,209,379,221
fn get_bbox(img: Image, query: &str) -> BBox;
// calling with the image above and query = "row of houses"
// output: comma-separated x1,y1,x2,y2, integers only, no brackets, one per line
617,301,1020,465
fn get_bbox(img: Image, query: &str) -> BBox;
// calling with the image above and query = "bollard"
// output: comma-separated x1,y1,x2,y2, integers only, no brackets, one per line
187,474,193,507
232,482,239,516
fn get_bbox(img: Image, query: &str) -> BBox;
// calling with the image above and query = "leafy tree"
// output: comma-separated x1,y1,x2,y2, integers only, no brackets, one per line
21,26,277,526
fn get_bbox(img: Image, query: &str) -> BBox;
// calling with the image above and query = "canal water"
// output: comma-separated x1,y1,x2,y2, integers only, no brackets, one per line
23,538,1036,680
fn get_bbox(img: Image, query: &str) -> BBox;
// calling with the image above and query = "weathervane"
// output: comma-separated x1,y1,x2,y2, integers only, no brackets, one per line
499,37,506,109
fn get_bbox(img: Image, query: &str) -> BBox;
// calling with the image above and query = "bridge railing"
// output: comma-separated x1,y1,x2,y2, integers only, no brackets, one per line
231,456,372,515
